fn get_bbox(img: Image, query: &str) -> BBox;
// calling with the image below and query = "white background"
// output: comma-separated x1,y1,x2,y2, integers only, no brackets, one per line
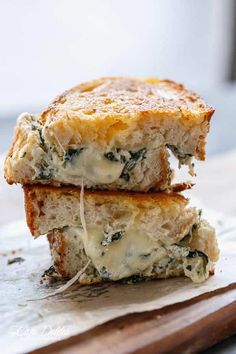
0,0,235,155
0,0,234,113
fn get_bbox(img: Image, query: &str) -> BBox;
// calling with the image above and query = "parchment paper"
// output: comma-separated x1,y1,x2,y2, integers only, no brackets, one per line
0,208,236,354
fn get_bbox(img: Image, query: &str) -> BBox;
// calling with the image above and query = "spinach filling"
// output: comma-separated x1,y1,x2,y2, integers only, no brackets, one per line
35,167,53,180
120,148,147,181
187,250,209,270
32,122,45,148
183,249,209,280
175,222,197,248
122,274,144,284
176,216,202,248
104,149,127,163
64,148,84,164
99,266,111,279
101,229,125,246
104,147,147,182
62,146,147,183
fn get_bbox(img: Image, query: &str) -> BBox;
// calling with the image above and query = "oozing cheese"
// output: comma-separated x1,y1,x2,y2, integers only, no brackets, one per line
68,226,168,280
61,224,213,283
58,146,126,184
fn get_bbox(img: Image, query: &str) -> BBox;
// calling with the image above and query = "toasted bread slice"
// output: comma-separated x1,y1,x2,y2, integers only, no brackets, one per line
47,219,218,284
24,185,196,237
5,77,214,191
23,185,219,283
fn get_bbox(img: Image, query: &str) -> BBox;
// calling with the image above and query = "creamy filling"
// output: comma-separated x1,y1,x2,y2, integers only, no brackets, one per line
58,146,128,184
63,224,211,283
14,114,196,184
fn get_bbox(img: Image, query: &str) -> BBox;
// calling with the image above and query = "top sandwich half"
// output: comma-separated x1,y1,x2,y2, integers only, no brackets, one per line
4,77,214,192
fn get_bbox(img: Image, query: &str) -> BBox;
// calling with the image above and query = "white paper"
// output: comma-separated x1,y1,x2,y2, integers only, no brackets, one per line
0,210,236,354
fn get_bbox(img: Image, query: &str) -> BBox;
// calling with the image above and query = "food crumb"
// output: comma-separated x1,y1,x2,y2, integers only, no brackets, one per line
7,257,25,265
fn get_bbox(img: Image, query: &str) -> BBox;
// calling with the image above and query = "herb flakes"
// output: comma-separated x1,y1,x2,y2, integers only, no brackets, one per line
122,274,144,284
101,229,125,246
120,147,147,181
64,148,84,163
99,266,111,279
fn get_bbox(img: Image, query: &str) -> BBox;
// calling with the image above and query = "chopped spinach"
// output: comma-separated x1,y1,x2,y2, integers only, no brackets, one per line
176,222,199,247
38,128,45,147
177,234,191,247
104,149,127,163
187,250,209,269
35,167,53,180
32,123,45,147
104,147,147,182
120,148,147,181
122,274,144,284
120,171,130,181
125,148,147,171
64,148,84,163
104,151,118,161
140,253,151,259
99,266,111,279
198,209,202,219
101,230,125,246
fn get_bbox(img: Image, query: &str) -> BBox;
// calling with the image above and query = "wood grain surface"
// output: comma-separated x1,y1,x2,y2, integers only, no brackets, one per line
31,283,236,354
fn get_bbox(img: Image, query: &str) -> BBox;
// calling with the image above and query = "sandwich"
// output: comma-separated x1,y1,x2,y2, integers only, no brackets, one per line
5,76,218,289
24,185,219,284
5,77,214,192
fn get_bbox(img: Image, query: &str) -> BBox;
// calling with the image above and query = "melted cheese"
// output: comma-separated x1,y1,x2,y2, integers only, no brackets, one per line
58,146,125,184
69,226,172,280
183,255,210,283
65,226,212,283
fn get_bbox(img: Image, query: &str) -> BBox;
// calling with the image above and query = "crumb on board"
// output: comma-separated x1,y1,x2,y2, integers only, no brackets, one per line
7,257,25,265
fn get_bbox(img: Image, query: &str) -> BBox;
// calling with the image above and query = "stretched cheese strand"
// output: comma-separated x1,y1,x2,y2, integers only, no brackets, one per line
28,260,91,300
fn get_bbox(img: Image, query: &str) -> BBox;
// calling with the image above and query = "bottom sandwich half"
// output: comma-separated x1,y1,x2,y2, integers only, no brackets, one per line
24,186,219,285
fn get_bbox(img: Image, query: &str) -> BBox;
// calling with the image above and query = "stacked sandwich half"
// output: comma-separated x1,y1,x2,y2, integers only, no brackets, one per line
4,77,219,284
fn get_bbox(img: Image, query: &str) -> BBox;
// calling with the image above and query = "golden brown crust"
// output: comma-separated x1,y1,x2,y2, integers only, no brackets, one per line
40,77,214,155
24,184,187,205
171,182,194,193
40,77,213,125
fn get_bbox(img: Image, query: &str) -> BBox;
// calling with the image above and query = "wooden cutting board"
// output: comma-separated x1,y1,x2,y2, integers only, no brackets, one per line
31,283,236,354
